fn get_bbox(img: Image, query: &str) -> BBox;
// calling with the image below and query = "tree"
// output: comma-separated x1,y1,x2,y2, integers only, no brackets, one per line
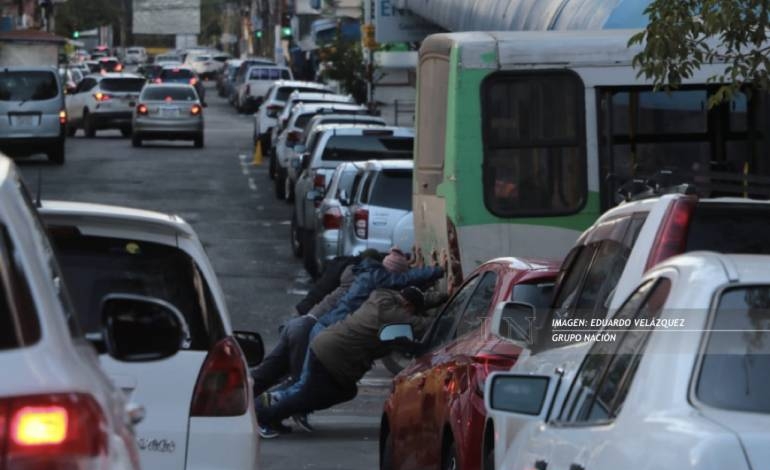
630,0,770,106
319,32,368,103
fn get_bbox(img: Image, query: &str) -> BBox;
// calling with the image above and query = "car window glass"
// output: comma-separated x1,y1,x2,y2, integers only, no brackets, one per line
697,285,770,413
0,71,58,101
0,226,41,351
321,135,414,162
141,87,197,101
552,245,596,313
455,272,498,338
574,240,630,320
427,276,481,349
349,171,365,200
368,170,412,210
100,78,146,93
360,171,374,204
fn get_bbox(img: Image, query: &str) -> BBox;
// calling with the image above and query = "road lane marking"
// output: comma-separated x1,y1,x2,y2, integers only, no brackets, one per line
248,178,257,191
286,288,309,296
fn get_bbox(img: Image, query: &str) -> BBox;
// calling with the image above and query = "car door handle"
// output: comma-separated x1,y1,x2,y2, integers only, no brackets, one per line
534,460,547,470
569,464,584,470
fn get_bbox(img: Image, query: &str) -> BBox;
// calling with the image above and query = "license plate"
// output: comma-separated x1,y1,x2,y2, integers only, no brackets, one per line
160,108,180,117
11,115,38,127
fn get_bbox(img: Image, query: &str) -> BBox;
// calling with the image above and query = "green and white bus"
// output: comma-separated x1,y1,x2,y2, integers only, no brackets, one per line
413,29,770,289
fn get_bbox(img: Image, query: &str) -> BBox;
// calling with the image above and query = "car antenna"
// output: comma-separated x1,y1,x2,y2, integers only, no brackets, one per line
35,168,43,208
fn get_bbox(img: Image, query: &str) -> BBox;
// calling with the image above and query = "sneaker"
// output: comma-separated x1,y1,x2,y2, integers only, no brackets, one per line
258,424,280,439
292,414,313,432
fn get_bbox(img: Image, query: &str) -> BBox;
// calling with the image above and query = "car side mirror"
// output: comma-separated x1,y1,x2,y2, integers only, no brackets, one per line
100,294,190,362
485,373,558,420
234,330,265,367
338,189,350,206
378,323,414,342
491,301,536,345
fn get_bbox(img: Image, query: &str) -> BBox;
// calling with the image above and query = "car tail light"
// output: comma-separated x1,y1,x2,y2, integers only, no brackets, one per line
93,92,111,101
354,208,369,239
58,110,67,125
645,196,697,271
190,104,202,116
115,64,123,72
313,173,326,190
287,131,301,144
136,103,148,115
1,393,108,468
189,77,198,86
154,78,162,84
190,336,249,417
322,207,343,230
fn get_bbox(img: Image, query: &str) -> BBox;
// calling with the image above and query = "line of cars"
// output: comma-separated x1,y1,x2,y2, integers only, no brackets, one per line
0,154,268,469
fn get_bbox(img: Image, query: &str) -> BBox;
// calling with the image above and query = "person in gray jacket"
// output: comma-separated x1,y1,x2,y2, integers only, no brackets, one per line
256,287,447,438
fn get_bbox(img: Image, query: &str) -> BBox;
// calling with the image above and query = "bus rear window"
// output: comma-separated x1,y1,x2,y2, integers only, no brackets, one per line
481,72,587,218
321,135,413,162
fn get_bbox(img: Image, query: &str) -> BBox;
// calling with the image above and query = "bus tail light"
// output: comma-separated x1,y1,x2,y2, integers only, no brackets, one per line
645,196,697,271
354,208,369,239
190,337,249,417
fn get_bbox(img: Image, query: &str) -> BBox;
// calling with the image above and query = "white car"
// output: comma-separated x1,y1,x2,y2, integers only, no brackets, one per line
186,53,223,79
488,251,770,470
480,193,770,470
235,65,293,112
65,72,146,138
40,201,265,470
0,155,186,470
125,47,147,65
253,80,335,147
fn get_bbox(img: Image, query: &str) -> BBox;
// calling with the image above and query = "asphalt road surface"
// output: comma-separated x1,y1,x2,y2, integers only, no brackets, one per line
17,81,390,470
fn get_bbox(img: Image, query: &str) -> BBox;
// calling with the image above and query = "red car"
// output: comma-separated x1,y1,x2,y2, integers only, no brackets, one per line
380,257,559,470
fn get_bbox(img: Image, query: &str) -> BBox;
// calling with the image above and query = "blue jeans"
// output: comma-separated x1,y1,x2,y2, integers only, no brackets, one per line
271,321,325,401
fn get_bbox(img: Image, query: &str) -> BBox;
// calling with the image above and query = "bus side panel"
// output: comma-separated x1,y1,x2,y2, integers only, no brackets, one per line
413,193,452,292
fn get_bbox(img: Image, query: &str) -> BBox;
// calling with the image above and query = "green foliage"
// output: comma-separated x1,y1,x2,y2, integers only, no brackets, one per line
55,0,121,37
630,0,770,107
320,33,368,103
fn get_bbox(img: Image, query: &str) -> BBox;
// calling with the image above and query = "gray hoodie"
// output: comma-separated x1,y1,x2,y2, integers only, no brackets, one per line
306,265,356,320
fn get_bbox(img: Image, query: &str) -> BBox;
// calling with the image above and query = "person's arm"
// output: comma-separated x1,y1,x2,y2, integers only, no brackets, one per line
376,266,444,290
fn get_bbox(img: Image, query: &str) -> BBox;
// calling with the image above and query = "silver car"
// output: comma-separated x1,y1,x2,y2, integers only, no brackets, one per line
132,83,204,148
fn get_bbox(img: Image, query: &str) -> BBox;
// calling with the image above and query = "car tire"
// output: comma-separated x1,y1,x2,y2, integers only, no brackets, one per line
380,431,394,470
302,230,318,279
83,112,96,138
290,211,304,258
47,140,65,165
120,126,132,138
131,134,142,147
66,123,77,137
274,167,287,200
442,439,458,470
194,133,204,148
381,351,412,376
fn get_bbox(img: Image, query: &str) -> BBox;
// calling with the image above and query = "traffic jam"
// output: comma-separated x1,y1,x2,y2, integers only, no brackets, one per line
1,1,770,470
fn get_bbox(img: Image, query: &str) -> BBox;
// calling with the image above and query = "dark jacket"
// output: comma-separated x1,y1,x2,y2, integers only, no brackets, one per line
294,256,359,315
315,259,444,327
306,265,356,319
311,289,436,388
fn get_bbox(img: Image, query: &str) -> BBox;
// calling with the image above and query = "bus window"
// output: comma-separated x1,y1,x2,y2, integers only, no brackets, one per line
481,71,587,217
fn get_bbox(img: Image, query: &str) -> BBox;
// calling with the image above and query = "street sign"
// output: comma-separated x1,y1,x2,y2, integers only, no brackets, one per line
374,0,441,43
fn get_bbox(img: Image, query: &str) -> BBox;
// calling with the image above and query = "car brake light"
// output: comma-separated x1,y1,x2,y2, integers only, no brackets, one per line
154,78,162,84
190,104,202,116
1,393,108,467
93,92,111,101
115,64,123,72
136,104,148,115
322,207,343,229
313,173,326,190
645,196,697,271
58,110,67,125
354,208,369,239
190,336,249,417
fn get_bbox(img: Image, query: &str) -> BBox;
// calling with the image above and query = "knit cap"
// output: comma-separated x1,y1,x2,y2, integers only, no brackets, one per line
382,247,409,273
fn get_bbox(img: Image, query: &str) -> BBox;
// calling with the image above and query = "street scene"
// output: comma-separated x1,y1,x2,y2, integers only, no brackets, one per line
1,0,770,470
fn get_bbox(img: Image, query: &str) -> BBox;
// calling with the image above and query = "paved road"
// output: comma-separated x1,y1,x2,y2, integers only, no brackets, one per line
17,82,389,470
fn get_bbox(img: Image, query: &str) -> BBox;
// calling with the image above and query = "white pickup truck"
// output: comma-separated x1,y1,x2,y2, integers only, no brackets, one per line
236,65,292,113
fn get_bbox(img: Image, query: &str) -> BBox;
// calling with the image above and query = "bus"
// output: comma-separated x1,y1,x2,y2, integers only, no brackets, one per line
413,29,770,290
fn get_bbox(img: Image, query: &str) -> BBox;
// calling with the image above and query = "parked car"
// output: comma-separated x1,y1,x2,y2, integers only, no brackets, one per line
66,73,145,138
274,102,368,200
290,125,414,258
489,251,770,470
217,59,243,97
482,192,770,470
0,155,184,470
253,80,335,149
156,65,206,104
380,257,559,470
0,66,66,164
125,46,148,65
131,83,204,148
40,200,265,470
309,161,364,277
235,65,293,113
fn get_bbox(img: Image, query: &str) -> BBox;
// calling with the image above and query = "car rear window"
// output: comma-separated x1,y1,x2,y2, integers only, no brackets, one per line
161,68,194,79
127,48,142,53
100,78,145,93
687,203,770,254
696,285,770,413
0,71,58,101
49,232,225,350
321,135,413,162
141,86,197,101
368,170,413,210
249,68,291,80
194,56,211,62
276,86,327,101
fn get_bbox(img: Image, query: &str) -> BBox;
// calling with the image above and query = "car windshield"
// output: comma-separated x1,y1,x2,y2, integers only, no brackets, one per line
696,285,770,413
142,86,197,101
368,170,413,210
49,232,224,350
0,71,58,101
321,135,414,162
100,78,145,93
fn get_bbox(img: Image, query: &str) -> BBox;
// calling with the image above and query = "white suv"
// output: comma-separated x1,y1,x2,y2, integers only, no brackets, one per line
66,73,146,138
40,201,265,470
488,252,770,470
0,155,183,470
481,193,770,470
